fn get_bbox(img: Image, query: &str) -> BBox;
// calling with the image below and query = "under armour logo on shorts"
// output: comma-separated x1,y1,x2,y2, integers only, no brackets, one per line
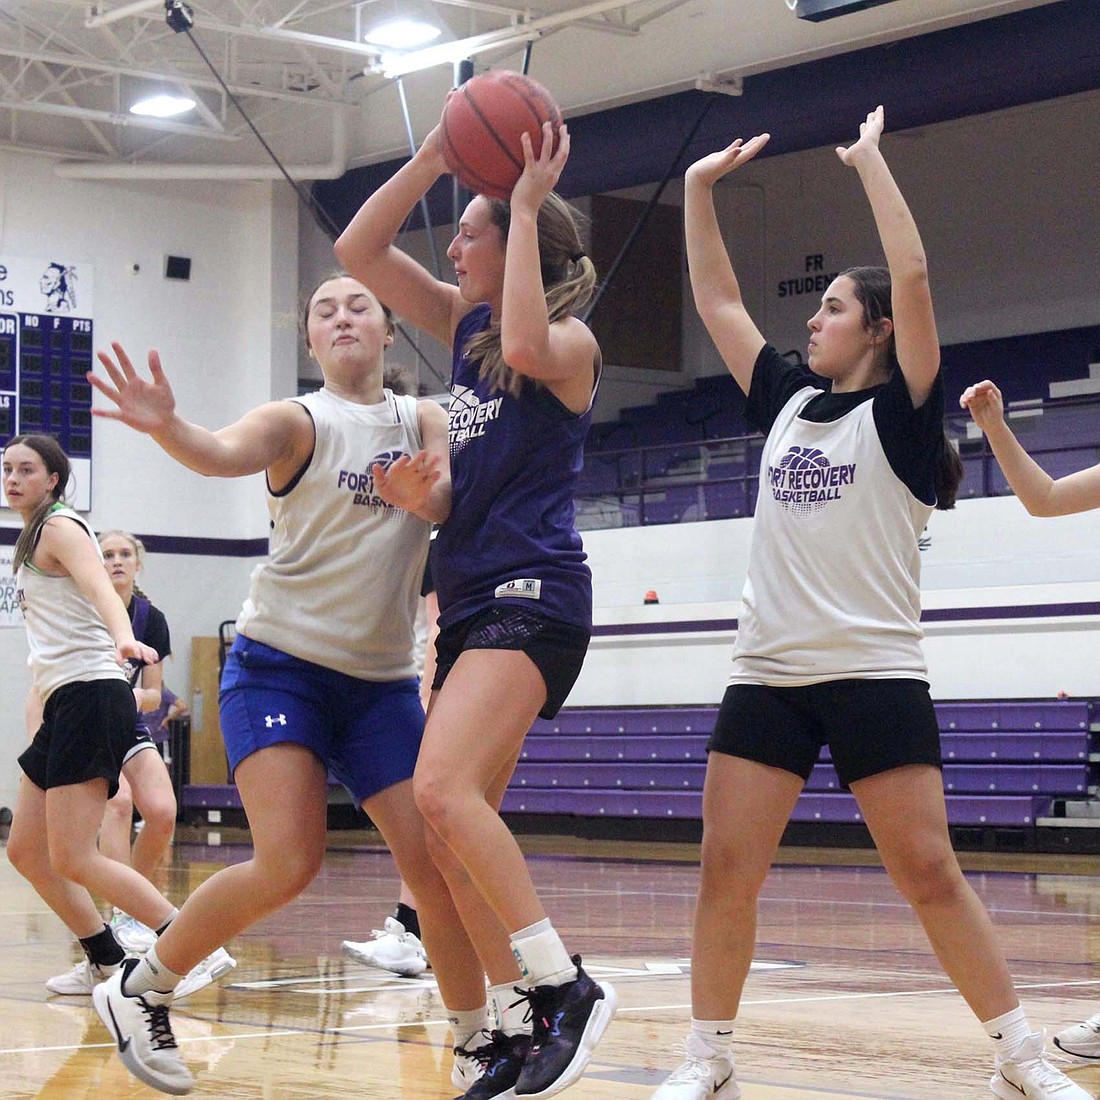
264,713,287,728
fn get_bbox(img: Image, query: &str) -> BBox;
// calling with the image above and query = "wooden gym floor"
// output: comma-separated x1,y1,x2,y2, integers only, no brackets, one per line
3,830,1100,1099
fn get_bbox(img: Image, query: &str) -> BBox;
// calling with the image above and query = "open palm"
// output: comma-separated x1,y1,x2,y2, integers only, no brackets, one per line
90,342,177,433
686,133,771,188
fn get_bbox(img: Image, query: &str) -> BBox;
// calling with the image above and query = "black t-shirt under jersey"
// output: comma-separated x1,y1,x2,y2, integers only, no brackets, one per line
744,343,945,507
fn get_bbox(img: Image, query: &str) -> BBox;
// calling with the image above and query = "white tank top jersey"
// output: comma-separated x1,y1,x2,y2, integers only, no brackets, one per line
236,387,430,681
730,386,934,686
18,504,128,700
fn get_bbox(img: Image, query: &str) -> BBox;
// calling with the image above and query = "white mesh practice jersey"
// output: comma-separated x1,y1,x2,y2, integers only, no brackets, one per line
236,387,430,681
730,385,933,686
18,505,128,700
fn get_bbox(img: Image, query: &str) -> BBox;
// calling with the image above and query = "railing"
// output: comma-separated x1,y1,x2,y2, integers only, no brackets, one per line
575,396,1100,530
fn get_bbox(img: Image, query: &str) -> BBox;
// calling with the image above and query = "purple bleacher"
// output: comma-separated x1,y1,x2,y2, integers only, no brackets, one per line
530,707,718,735
519,736,708,763
512,761,706,790
504,701,1094,831
703,480,748,519
640,484,705,525
936,701,1090,730
501,788,1049,826
180,784,244,810
789,792,1046,827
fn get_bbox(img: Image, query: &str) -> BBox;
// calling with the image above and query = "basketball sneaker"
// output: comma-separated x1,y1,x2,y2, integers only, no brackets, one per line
453,1039,485,1092
452,1030,532,1099
991,1030,1093,1099
651,1034,740,1099
1053,1012,1100,1062
46,958,120,996
93,957,194,1095
512,956,617,1098
171,946,237,1002
111,911,159,954
341,916,428,978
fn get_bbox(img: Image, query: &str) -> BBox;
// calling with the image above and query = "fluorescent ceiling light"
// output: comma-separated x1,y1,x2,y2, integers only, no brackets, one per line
364,17,441,49
130,94,196,118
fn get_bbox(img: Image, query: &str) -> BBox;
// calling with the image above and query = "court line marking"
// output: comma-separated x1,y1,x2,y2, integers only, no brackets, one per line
5,977,1100,1057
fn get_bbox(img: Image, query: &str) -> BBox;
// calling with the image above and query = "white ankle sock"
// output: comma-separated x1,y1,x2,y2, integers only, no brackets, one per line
689,1018,736,1057
510,919,574,987
122,944,184,997
982,1006,1032,1061
449,1006,490,1050
489,981,528,1035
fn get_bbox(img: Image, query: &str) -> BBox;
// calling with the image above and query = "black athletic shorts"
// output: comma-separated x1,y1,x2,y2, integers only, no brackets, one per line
708,678,942,789
432,605,590,719
120,722,158,765
19,678,136,798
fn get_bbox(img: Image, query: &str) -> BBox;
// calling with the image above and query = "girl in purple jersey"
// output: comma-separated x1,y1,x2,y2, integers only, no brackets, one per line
336,109,616,1100
649,107,1089,1100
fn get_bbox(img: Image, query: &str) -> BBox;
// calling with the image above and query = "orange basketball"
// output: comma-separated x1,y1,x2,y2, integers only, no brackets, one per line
440,71,562,200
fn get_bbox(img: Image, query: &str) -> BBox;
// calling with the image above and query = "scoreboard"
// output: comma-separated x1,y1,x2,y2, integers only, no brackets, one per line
0,255,93,511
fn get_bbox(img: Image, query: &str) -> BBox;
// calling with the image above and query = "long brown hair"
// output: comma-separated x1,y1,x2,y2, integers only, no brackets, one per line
842,265,963,510
464,191,597,397
5,434,71,572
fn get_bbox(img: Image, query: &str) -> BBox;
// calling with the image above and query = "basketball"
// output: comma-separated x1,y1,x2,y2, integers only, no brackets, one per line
439,71,562,200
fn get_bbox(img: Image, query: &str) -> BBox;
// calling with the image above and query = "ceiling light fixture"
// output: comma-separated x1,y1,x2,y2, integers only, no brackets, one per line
363,16,442,50
130,93,196,117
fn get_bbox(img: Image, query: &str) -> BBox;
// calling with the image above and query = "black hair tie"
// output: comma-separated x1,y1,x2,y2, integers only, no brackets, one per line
569,251,585,264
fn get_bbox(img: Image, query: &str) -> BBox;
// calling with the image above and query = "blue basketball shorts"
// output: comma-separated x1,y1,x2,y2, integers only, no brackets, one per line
219,635,425,804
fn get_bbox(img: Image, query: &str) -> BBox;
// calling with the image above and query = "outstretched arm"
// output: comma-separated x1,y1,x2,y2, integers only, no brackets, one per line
334,123,463,348
683,134,770,396
961,379,1100,516
91,342,310,478
837,106,939,406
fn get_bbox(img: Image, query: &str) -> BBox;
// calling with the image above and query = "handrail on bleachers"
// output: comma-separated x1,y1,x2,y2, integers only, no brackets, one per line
578,392,1100,529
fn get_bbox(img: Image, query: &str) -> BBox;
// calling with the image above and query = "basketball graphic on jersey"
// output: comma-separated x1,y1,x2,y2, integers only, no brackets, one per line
769,446,854,517
337,450,408,511
448,384,504,456
371,449,404,474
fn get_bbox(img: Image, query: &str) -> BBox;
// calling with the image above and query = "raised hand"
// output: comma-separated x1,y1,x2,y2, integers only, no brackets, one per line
90,342,176,434
372,450,442,514
418,120,450,176
836,105,885,167
511,121,570,214
686,133,771,188
959,379,1006,434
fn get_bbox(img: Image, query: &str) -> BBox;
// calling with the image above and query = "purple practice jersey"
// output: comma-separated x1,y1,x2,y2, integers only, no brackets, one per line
434,304,597,631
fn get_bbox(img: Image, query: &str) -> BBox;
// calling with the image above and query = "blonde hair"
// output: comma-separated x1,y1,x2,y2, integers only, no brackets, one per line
97,529,150,599
464,191,597,397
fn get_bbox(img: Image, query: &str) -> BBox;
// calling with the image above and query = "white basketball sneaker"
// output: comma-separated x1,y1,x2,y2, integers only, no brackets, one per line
341,916,427,978
111,912,159,954
1053,1012,1100,1062
93,958,194,1095
652,1034,740,1100
991,1030,1093,1099
171,947,237,1002
46,958,120,996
